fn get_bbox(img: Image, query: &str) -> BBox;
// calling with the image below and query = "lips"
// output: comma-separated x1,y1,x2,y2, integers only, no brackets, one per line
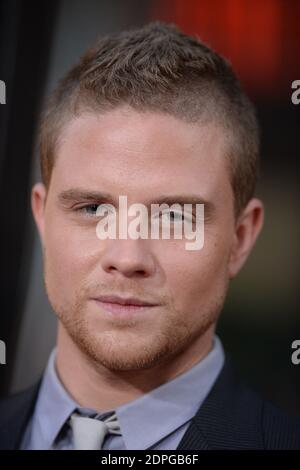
92,295,159,318
94,295,157,307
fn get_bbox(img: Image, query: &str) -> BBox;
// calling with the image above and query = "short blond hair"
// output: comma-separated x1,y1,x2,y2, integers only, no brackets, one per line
39,22,260,217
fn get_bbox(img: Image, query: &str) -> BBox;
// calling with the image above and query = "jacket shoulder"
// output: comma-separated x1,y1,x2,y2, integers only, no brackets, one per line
0,383,40,450
178,357,300,450
262,399,300,449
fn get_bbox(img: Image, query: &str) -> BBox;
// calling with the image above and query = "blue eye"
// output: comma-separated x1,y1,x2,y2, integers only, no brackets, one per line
78,204,100,216
162,210,184,222
76,203,116,219
171,211,183,221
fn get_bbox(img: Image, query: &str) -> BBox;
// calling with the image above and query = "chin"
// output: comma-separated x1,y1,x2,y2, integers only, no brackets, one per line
77,330,172,371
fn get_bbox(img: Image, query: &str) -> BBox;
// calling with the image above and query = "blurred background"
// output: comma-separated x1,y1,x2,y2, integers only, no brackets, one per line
0,0,299,416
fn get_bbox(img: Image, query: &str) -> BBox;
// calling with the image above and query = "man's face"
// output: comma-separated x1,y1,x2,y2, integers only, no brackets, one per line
34,106,238,371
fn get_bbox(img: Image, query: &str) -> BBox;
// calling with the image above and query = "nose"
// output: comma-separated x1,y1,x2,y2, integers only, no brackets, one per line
100,238,156,278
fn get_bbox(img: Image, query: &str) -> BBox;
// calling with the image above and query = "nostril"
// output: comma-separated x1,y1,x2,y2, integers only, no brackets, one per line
108,266,118,272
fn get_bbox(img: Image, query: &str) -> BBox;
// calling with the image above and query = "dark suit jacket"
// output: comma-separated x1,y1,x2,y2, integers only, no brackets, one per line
1,357,300,450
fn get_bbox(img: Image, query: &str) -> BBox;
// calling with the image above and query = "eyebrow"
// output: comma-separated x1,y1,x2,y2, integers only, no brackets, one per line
57,189,215,216
58,189,116,206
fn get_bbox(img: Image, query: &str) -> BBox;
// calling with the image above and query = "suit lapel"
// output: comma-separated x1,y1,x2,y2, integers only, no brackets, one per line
177,357,264,450
0,381,40,450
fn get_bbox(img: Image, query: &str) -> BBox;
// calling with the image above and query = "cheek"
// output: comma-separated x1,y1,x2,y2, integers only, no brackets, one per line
43,213,98,291
163,234,231,309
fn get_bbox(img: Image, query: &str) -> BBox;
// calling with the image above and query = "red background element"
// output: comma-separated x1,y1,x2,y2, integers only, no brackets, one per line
151,0,300,100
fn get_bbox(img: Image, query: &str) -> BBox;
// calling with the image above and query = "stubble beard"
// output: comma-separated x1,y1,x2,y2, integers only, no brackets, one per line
45,271,228,373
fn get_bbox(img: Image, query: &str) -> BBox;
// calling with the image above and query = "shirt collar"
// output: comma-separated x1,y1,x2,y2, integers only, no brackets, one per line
32,335,224,449
30,349,77,449
115,335,224,449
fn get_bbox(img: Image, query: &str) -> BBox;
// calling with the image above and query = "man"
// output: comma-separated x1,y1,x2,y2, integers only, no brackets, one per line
1,22,299,450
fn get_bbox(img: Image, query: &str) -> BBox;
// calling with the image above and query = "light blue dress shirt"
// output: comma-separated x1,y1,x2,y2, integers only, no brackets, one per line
21,335,224,450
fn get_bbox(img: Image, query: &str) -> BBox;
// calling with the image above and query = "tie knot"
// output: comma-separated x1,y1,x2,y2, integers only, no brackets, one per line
70,410,122,450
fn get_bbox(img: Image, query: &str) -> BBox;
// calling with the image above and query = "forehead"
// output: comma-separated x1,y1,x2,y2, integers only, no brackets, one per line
51,107,232,203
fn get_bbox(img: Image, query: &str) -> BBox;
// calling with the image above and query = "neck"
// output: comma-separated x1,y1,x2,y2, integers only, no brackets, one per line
55,323,215,412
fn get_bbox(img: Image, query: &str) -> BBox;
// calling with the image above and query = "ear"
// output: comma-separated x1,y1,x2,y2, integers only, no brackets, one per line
31,182,47,247
228,198,264,279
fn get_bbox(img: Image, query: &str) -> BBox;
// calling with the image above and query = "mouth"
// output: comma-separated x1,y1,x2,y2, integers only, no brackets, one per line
91,295,160,318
